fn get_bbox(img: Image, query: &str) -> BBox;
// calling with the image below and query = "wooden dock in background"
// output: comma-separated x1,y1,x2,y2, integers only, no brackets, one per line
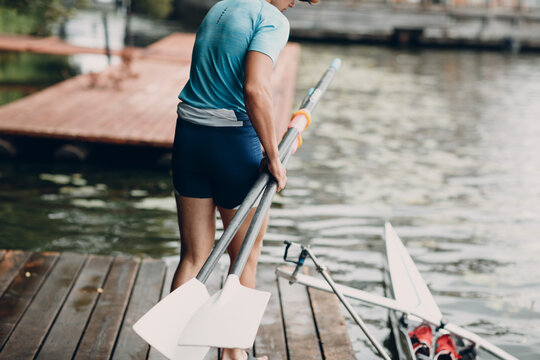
0,249,356,360
0,34,125,56
178,0,540,49
0,33,299,149
286,1,540,49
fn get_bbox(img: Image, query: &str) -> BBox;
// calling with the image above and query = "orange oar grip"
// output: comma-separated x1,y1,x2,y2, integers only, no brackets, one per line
288,109,311,152
288,109,312,133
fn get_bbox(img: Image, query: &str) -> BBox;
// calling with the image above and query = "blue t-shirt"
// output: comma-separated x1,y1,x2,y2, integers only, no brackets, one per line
179,0,290,113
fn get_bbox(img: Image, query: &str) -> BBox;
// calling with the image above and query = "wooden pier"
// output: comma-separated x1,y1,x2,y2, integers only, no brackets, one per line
0,33,299,151
0,249,355,360
0,34,125,57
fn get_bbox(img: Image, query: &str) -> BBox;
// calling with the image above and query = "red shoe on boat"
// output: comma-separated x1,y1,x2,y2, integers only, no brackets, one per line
434,334,462,360
409,324,433,357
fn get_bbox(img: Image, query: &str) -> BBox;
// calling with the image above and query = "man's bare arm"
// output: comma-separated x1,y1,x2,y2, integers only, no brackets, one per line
244,50,287,192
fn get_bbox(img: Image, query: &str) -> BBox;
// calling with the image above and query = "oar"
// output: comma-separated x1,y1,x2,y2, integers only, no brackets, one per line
178,149,293,349
133,58,341,359
132,111,299,360
177,59,342,350
132,138,293,360
277,254,518,360
282,242,392,360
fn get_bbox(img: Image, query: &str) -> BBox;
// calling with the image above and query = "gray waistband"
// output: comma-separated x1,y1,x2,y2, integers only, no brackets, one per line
177,102,247,127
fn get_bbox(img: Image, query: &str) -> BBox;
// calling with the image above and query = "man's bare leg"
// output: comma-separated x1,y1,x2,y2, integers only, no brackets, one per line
171,195,216,291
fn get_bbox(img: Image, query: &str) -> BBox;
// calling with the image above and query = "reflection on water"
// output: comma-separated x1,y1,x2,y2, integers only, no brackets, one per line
0,51,121,106
0,51,79,105
1,43,540,358
0,162,177,257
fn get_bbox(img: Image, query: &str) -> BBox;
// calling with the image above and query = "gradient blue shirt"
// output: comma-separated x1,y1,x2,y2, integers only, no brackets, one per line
179,0,290,113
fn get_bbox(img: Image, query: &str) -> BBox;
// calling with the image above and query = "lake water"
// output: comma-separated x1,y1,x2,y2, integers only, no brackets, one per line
1,13,539,358
284,44,540,359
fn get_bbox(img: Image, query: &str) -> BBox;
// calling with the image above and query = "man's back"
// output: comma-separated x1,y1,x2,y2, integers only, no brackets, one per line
179,0,289,112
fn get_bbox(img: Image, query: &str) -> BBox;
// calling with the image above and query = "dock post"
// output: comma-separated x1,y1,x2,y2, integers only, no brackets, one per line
0,137,17,158
54,143,90,162
156,152,172,168
102,11,111,64
392,28,424,46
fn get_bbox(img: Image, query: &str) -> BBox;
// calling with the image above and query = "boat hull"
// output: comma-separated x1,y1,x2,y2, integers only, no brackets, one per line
383,251,416,360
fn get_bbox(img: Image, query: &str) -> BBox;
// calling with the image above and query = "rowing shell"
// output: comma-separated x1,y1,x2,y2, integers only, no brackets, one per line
384,221,442,359
276,222,517,360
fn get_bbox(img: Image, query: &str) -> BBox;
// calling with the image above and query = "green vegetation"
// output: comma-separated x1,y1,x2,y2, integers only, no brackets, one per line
0,7,38,34
132,0,174,19
0,0,88,36
0,51,79,106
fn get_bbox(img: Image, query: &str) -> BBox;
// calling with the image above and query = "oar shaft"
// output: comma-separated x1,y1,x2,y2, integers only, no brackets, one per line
301,58,341,112
230,150,293,276
197,58,341,284
303,248,391,360
197,137,294,283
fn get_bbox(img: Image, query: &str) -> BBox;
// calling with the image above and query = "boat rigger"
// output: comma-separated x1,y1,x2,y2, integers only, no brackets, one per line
277,222,517,360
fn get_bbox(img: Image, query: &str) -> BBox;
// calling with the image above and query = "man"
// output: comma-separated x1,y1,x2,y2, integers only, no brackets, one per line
170,1,319,359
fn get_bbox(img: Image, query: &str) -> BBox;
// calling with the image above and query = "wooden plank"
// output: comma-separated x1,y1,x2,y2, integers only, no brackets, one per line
74,256,140,360
254,265,287,360
0,252,87,358
146,259,177,360
0,35,125,56
112,258,166,360
0,250,32,297
308,284,356,360
0,252,59,351
36,255,114,360
278,270,323,360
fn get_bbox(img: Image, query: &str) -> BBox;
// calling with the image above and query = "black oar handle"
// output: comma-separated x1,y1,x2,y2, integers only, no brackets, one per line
196,58,341,284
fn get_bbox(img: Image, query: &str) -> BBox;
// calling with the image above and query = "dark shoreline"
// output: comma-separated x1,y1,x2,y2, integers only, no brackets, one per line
289,34,540,53
176,0,540,52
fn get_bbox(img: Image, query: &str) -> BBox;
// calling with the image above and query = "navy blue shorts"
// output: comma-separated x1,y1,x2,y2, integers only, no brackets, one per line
171,115,263,209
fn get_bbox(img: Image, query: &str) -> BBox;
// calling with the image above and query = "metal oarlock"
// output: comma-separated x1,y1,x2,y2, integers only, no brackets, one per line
282,242,392,360
283,240,308,284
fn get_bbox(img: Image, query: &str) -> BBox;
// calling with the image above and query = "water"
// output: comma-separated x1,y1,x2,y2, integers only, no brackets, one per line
1,33,540,358
283,45,540,359
0,51,82,106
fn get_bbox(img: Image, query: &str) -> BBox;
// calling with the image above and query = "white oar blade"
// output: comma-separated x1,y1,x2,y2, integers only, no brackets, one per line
163,345,210,360
133,278,210,359
385,222,443,322
178,274,271,349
